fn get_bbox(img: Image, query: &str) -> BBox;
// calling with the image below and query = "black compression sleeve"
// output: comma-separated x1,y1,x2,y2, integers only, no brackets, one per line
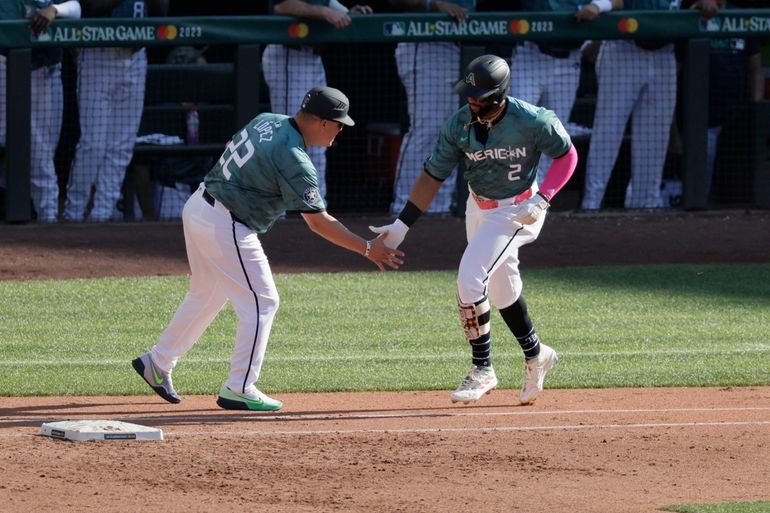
397,200,423,228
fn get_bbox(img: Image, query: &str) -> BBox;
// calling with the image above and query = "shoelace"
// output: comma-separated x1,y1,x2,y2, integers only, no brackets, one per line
460,370,485,389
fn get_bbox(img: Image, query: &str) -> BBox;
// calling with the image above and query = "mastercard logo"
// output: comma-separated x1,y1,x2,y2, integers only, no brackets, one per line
508,19,530,35
288,23,309,38
617,18,639,33
156,25,178,40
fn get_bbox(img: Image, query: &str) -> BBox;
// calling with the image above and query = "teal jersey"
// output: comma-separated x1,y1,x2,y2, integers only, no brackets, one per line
204,114,326,234
0,0,66,68
520,0,583,12
425,98,571,200
110,0,146,18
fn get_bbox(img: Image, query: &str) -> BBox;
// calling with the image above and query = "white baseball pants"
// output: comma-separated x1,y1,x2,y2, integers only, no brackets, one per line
64,47,147,222
150,184,279,396
0,58,62,222
458,188,545,309
581,41,677,210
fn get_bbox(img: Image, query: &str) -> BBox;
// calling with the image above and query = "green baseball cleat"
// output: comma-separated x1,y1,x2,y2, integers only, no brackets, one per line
216,386,283,411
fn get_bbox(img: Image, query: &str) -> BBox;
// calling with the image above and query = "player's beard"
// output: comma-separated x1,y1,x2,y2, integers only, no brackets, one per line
470,99,506,127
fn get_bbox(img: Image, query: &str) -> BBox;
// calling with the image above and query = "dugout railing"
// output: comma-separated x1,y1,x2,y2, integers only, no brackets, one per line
1,11,769,222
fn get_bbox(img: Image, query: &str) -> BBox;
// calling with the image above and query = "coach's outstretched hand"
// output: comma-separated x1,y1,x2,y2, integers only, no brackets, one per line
365,235,405,272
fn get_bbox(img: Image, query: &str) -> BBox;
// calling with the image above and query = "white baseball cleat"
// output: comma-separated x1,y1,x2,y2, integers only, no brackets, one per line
519,343,559,405
450,365,498,404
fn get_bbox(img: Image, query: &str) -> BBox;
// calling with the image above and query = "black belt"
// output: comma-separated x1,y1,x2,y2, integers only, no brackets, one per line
202,189,247,225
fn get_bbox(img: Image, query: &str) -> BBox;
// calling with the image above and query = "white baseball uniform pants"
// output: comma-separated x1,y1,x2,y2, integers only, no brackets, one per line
581,41,676,210
0,57,62,222
64,47,147,222
510,42,581,185
392,42,460,214
261,44,328,198
150,184,279,396
458,186,545,309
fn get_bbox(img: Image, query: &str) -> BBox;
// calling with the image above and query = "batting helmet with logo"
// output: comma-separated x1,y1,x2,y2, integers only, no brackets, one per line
453,54,510,106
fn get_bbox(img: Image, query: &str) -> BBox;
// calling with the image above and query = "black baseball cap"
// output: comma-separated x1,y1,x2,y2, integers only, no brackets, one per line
300,86,355,127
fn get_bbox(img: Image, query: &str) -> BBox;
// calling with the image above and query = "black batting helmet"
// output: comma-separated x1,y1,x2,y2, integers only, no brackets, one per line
453,54,510,105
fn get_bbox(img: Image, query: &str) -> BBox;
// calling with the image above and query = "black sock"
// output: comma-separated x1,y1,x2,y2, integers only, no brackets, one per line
469,333,491,368
499,295,541,360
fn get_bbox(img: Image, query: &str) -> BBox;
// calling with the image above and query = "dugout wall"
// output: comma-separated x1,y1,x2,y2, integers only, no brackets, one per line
1,10,769,221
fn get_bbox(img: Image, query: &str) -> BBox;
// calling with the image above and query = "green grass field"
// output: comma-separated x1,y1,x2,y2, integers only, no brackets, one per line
1,263,769,397
661,501,770,513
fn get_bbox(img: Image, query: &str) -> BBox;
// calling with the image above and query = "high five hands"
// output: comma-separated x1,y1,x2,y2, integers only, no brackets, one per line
365,235,405,272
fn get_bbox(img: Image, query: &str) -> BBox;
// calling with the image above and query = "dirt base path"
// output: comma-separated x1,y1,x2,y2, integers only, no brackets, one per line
1,387,769,513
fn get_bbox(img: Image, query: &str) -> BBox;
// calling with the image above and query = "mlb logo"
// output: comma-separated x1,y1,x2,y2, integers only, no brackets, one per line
384,22,406,37
31,29,52,42
701,17,720,31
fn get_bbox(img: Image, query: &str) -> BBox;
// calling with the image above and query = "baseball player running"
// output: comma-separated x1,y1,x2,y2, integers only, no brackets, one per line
371,55,577,405
0,0,81,222
132,87,403,411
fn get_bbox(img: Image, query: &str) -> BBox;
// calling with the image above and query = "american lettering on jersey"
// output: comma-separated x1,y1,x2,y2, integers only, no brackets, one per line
465,146,527,162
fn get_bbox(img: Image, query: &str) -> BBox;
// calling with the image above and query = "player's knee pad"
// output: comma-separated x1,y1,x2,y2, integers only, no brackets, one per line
457,295,491,341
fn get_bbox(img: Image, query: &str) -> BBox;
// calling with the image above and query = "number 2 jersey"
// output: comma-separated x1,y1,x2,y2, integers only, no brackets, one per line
425,97,572,200
204,113,326,233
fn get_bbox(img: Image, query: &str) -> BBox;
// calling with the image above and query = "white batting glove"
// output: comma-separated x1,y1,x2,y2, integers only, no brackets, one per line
369,219,409,249
515,192,550,225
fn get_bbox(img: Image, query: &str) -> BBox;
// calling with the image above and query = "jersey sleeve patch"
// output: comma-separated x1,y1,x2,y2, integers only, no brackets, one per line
303,187,321,205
